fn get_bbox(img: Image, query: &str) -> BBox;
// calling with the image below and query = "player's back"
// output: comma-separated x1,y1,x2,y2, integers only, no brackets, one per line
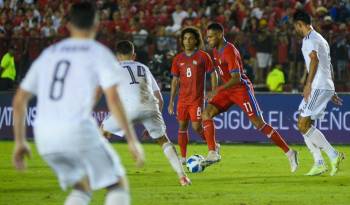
118,60,159,115
21,38,121,153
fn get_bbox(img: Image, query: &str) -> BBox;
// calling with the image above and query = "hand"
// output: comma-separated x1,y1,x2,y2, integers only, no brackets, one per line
331,93,343,106
12,141,31,171
128,139,145,168
206,90,218,101
303,83,312,102
168,103,174,115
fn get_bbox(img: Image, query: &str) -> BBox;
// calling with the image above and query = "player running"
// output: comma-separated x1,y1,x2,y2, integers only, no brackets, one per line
12,2,144,205
101,40,191,186
168,26,218,164
201,23,298,172
293,11,344,176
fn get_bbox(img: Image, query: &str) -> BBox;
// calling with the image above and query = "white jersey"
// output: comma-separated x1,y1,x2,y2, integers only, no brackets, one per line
117,60,160,117
20,38,122,154
301,30,334,90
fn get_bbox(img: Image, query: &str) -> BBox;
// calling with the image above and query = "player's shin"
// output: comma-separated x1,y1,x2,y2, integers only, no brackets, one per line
162,141,187,178
203,119,217,151
178,130,189,159
259,124,290,153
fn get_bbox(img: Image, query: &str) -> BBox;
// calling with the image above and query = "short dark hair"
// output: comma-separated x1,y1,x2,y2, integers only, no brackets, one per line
180,26,204,49
293,10,311,25
68,2,96,29
207,22,224,32
116,40,134,55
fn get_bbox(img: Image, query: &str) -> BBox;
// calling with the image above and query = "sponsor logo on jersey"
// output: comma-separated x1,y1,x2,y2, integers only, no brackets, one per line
193,60,197,65
180,63,185,66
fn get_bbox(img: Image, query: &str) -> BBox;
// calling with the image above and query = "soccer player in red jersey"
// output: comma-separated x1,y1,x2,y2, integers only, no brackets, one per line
202,23,299,172
168,26,218,164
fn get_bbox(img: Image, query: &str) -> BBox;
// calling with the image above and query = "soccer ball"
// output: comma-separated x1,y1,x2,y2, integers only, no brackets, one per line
186,154,205,173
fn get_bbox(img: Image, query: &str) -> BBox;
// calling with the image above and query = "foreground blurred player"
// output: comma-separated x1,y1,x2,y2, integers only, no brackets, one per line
168,26,218,163
101,40,191,186
202,23,298,172
293,11,344,176
12,3,144,205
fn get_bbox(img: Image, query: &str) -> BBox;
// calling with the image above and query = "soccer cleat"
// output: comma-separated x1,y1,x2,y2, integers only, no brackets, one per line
180,157,186,165
330,152,345,176
288,150,299,173
305,164,328,176
179,176,191,186
201,150,221,167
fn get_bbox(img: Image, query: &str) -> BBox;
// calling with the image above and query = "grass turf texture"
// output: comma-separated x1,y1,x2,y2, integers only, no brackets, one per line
0,141,349,205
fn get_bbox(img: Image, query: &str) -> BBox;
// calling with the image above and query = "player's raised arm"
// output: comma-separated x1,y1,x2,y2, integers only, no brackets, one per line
12,88,33,171
104,85,145,167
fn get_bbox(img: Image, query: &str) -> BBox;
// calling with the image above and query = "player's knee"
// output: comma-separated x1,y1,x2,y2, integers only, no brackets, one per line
155,135,169,145
192,124,202,134
251,117,265,129
201,110,211,120
107,176,129,192
73,176,91,193
297,120,309,134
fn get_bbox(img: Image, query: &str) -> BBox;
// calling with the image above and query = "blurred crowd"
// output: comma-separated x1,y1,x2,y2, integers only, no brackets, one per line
0,0,350,91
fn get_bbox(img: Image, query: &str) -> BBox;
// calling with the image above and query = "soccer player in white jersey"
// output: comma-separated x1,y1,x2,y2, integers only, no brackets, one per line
101,40,191,186
293,11,344,176
12,3,144,205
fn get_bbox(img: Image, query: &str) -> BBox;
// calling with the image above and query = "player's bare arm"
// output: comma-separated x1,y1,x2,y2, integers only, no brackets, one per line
12,88,32,171
104,85,145,168
329,63,343,106
168,76,179,115
154,90,164,112
207,72,240,100
303,50,318,102
210,71,218,91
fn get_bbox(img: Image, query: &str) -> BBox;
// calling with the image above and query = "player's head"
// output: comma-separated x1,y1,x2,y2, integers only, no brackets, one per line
115,40,136,61
180,26,204,51
206,22,224,48
293,10,312,37
67,2,98,38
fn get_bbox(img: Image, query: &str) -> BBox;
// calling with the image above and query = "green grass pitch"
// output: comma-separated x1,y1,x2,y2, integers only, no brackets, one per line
0,141,349,205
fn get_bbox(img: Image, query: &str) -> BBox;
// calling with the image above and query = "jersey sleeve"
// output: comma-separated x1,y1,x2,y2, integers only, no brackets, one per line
95,48,122,89
170,55,180,77
304,39,319,56
204,52,214,73
20,56,41,95
225,47,241,74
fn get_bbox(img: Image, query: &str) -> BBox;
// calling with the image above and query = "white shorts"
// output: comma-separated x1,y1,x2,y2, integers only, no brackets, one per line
256,52,272,68
102,109,166,139
42,138,125,191
298,89,334,120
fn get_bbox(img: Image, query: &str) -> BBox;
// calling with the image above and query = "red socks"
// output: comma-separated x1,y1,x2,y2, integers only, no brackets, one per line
203,119,216,151
260,124,290,153
178,131,189,158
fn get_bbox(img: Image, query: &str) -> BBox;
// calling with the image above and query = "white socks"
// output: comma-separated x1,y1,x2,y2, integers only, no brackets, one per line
303,136,324,165
105,188,130,205
162,142,186,178
304,126,338,162
64,190,91,205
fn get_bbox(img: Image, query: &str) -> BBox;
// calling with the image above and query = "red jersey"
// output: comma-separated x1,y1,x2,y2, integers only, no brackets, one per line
171,50,214,104
213,42,251,88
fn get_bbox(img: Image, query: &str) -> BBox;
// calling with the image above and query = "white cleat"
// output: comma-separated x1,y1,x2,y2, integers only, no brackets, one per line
288,150,299,173
215,143,221,155
201,150,221,167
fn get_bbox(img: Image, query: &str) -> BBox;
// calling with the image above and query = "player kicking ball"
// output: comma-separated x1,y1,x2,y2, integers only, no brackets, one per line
201,23,298,173
168,26,218,164
293,11,345,176
12,2,144,205
101,40,191,186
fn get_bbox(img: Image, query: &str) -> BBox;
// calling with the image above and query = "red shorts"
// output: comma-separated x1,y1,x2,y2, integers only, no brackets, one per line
209,85,262,119
176,102,203,122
